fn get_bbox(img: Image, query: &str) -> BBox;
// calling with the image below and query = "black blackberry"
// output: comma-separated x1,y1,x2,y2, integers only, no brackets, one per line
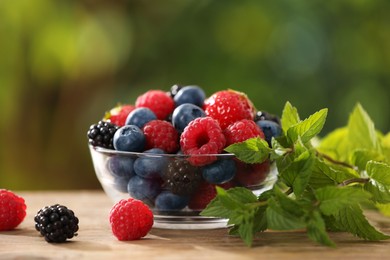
87,120,119,149
168,84,183,98
163,159,202,196
254,111,281,126
34,204,79,243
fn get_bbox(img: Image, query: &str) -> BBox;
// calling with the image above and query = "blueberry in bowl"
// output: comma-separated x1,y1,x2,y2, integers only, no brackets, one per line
87,86,280,229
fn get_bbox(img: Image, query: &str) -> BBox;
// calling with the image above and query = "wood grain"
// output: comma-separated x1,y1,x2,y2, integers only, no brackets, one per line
1,191,389,260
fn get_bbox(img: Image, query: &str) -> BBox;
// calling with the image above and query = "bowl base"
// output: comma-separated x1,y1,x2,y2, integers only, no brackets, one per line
153,215,229,229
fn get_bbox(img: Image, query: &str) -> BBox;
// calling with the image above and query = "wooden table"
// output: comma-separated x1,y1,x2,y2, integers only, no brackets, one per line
1,191,390,259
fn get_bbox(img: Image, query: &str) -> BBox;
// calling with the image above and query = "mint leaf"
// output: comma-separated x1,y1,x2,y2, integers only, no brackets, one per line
314,157,359,183
376,203,390,217
280,150,314,197
266,188,306,230
334,204,389,240
224,137,270,164
348,103,381,152
381,132,390,161
201,187,258,217
281,101,300,133
317,127,349,162
200,187,262,247
266,197,306,230
364,161,390,203
287,108,328,144
315,186,371,216
351,149,386,171
306,210,336,247
366,161,390,185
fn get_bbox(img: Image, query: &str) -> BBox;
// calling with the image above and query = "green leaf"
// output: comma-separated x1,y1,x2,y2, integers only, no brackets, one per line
376,203,390,217
315,186,371,216
224,137,271,164
278,146,314,196
281,101,300,133
366,161,390,185
287,108,328,144
347,103,381,152
306,210,336,247
266,197,306,230
317,127,349,162
364,161,390,203
313,157,359,184
201,187,258,217
351,149,386,171
381,132,390,161
334,204,390,240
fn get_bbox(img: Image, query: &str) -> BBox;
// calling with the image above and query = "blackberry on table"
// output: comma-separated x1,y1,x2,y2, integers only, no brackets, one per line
163,159,202,196
34,204,79,243
87,120,119,149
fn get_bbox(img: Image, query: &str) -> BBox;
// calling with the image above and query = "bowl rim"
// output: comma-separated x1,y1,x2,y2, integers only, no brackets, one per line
89,145,236,158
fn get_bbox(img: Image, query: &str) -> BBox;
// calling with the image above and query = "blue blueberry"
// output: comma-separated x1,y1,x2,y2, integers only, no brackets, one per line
256,120,282,147
107,155,135,192
202,158,236,184
113,125,145,152
155,191,189,211
127,175,162,205
172,103,206,132
125,107,157,128
133,148,168,179
173,85,206,107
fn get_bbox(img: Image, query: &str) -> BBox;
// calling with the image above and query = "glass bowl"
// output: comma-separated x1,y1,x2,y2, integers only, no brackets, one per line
89,145,276,229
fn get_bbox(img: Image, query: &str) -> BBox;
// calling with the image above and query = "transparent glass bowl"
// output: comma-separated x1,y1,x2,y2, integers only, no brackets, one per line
89,145,276,229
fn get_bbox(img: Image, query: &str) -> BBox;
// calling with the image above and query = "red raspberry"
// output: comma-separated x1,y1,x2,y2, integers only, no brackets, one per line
0,189,27,231
109,198,154,241
203,90,256,130
234,160,270,187
188,181,234,210
224,119,265,146
143,120,179,153
180,117,226,166
105,104,136,127
136,90,175,120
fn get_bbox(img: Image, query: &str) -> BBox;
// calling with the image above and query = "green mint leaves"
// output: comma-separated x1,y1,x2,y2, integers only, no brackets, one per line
201,102,390,247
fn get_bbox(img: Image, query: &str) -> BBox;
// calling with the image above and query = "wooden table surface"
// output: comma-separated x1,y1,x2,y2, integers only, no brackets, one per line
1,190,390,260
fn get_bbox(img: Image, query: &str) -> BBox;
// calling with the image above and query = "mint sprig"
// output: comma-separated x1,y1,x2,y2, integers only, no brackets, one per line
201,102,390,247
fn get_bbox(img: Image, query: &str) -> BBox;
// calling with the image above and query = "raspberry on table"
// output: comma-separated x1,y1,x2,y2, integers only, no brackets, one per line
142,120,179,153
180,117,226,166
136,90,175,120
0,189,26,231
88,120,119,149
203,90,256,130
224,119,265,146
109,198,154,241
34,204,79,243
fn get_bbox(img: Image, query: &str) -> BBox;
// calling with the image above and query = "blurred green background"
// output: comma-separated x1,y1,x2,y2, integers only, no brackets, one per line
1,0,389,190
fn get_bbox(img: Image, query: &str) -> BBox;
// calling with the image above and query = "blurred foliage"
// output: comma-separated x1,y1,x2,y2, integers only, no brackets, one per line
0,0,389,190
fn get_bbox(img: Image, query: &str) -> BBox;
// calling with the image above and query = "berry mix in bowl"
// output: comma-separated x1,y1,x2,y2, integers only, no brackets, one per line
87,85,281,229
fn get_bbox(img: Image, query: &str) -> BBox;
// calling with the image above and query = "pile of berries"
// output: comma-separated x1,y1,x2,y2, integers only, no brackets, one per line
88,85,282,212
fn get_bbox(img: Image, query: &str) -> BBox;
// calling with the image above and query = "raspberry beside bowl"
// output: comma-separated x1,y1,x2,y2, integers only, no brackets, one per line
89,145,276,229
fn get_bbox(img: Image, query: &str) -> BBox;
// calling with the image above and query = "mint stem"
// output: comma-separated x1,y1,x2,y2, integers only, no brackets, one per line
338,177,370,187
316,150,356,169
